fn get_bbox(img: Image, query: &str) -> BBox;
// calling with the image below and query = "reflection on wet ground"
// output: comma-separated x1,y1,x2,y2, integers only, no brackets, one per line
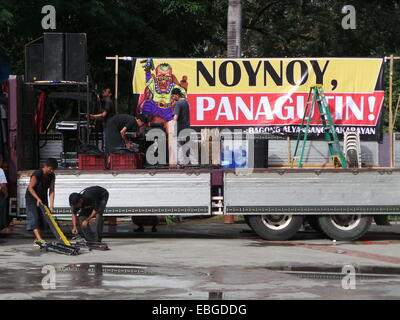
0,262,216,299
208,291,224,300
2,221,400,299
263,265,400,280
2,262,400,299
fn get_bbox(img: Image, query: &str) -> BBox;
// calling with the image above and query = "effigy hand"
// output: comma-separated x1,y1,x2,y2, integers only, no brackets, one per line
140,58,155,72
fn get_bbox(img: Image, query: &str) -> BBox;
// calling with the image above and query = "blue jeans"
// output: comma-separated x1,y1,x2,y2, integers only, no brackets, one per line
25,199,46,231
0,194,8,230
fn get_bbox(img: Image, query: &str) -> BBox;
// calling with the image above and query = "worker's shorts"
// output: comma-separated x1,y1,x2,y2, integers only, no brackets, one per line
25,199,46,231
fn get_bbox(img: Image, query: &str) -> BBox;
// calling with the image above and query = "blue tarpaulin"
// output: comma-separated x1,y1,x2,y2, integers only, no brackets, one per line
0,51,10,82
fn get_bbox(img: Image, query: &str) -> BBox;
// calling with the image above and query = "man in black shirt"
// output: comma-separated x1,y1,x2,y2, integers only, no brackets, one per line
89,88,116,150
172,88,197,165
172,89,190,134
69,186,109,243
104,114,137,153
25,158,58,247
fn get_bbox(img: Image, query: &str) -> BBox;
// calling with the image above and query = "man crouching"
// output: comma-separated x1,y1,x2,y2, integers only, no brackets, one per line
69,186,109,243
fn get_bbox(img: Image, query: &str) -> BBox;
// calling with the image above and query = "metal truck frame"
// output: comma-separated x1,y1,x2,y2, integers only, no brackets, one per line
12,166,400,242
6,71,400,242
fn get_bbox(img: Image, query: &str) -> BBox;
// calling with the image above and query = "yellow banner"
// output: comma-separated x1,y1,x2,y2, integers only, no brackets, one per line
133,58,383,94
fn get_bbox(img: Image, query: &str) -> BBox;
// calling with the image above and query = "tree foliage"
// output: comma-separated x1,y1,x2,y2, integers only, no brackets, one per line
1,0,400,122
2,0,400,77
241,0,400,58
0,0,227,111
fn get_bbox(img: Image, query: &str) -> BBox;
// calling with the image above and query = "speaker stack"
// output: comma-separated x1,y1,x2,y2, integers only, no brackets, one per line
43,33,64,81
65,33,87,82
25,33,87,82
25,43,43,82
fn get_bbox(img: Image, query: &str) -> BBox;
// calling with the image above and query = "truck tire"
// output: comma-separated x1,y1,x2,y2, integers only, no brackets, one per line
317,215,372,241
247,215,304,240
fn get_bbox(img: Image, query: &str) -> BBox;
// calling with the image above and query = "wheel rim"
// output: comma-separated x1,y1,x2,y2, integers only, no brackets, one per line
261,215,293,230
330,215,361,230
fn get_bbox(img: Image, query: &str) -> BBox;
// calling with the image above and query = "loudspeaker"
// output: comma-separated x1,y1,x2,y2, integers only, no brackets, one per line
43,33,64,81
25,33,88,83
253,137,268,168
65,33,87,82
25,43,43,82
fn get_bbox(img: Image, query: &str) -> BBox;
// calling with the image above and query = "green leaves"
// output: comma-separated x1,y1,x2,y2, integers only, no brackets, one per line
0,0,399,120
161,0,203,15
0,8,13,25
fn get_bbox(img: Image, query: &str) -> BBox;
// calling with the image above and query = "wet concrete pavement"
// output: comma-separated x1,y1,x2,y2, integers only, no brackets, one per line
2,217,400,299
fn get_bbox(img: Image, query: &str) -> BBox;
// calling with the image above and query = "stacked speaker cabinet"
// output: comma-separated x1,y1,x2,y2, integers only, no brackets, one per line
43,33,64,81
25,43,43,82
25,33,87,82
65,33,87,82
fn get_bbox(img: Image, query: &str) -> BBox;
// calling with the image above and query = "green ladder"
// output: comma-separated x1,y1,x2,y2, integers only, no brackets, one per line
291,85,347,168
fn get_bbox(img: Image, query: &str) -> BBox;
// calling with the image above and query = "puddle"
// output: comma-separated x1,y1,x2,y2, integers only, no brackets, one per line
59,263,211,276
57,263,155,276
208,291,223,300
263,265,400,280
2,262,400,299
246,241,335,248
247,240,377,248
0,262,213,299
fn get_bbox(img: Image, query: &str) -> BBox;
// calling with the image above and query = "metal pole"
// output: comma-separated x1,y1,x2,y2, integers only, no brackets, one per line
106,56,133,114
86,75,90,144
227,0,242,58
389,55,394,168
225,0,242,224
392,95,400,130
78,83,81,143
115,55,119,114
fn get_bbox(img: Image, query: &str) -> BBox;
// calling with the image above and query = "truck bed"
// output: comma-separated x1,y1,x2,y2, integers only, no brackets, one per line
16,169,212,218
15,168,400,218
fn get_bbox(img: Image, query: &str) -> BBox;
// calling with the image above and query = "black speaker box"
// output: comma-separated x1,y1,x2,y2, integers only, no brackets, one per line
65,33,87,82
25,43,43,82
43,33,64,81
25,33,88,83
253,137,268,168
